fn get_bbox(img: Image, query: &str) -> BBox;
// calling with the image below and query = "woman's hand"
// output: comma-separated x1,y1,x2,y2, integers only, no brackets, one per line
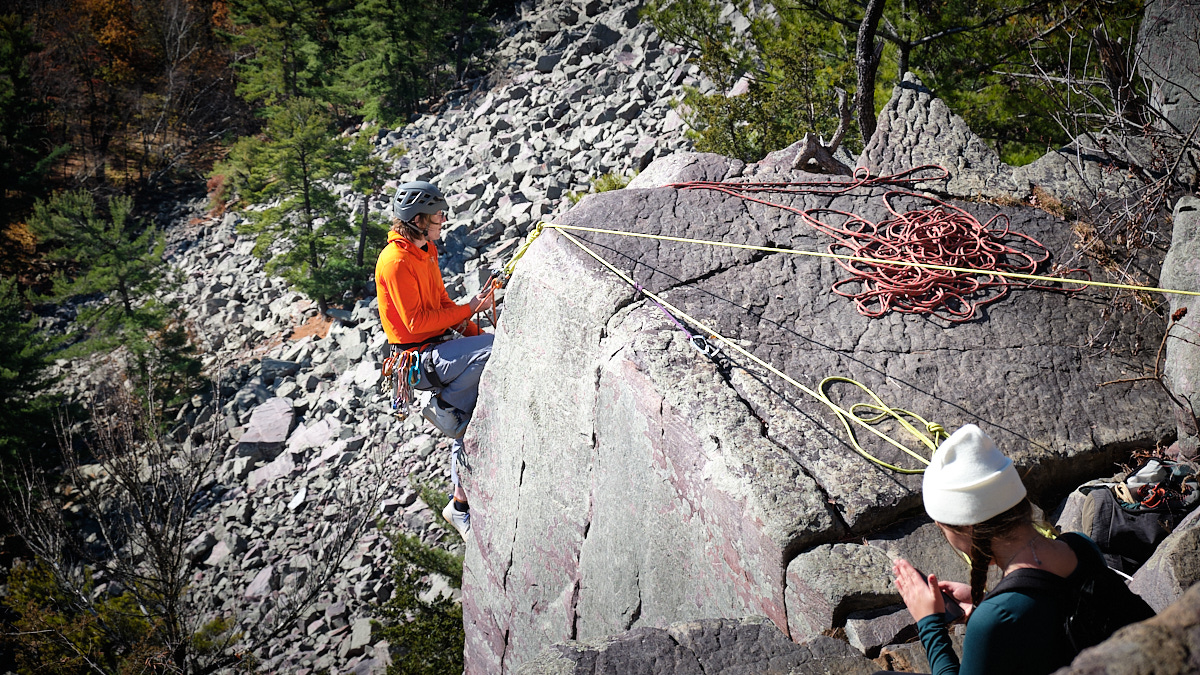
469,287,495,313
936,579,974,621
892,558,945,622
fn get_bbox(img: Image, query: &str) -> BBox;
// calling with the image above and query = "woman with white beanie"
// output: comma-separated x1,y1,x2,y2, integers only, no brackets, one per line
890,424,1148,674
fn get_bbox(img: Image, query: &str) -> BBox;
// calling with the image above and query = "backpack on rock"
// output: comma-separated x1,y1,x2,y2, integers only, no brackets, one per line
1079,458,1199,573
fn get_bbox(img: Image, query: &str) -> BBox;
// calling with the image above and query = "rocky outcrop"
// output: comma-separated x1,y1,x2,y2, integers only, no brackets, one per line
462,146,1173,672
513,617,878,675
1131,508,1200,613
859,73,1020,198
860,72,1190,206
1161,196,1200,453
1138,0,1200,138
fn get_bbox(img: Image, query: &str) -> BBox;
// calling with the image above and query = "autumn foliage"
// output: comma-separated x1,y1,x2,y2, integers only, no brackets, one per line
18,0,245,189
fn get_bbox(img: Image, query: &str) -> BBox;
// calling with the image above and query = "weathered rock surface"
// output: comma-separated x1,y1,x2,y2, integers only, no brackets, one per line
1138,0,1200,138
785,543,896,640
1160,196,1200,452
1130,509,1200,613
513,617,878,675
860,73,1186,205
463,147,1172,672
859,73,1019,198
236,397,294,460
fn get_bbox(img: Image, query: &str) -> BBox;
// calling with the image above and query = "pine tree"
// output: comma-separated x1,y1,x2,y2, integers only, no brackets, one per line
29,190,168,353
348,125,402,274
334,0,497,124
228,0,348,115
0,276,58,464
0,14,67,227
217,96,355,314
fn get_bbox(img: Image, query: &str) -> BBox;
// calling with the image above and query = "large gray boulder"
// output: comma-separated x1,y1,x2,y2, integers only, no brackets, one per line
236,397,295,460
858,73,1019,198
784,543,896,640
1138,0,1200,139
860,73,1180,206
1160,196,1200,452
1130,508,1200,613
513,617,877,675
462,152,1171,673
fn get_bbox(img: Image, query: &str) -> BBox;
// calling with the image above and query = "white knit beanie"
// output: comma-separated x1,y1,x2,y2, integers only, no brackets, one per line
922,424,1027,526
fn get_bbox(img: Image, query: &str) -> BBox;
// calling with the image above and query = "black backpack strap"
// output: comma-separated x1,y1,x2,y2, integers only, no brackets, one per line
985,567,1068,600
982,533,1102,602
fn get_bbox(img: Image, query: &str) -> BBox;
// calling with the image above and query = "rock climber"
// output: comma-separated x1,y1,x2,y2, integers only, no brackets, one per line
375,180,495,536
889,424,1154,675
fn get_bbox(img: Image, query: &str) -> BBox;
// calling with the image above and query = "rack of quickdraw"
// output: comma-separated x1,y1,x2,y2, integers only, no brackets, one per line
381,348,423,418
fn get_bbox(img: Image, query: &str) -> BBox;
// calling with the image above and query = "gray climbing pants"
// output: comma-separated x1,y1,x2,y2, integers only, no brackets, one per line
414,333,493,414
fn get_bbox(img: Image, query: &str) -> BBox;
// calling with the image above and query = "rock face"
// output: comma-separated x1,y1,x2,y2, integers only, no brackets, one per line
1130,508,1200,613
1160,196,1200,452
859,73,1019,198
1138,0,1200,138
462,146,1172,672
860,73,1190,205
513,617,878,675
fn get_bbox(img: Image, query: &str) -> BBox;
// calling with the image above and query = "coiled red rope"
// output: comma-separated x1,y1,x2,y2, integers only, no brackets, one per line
669,166,1087,322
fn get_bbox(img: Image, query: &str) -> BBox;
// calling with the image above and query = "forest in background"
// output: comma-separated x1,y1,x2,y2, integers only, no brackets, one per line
0,0,1186,671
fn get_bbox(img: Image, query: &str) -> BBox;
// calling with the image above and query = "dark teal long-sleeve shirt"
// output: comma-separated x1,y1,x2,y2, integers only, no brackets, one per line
916,580,1076,675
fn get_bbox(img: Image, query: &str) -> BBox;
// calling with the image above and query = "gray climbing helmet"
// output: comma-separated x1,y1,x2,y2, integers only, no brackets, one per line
391,181,448,223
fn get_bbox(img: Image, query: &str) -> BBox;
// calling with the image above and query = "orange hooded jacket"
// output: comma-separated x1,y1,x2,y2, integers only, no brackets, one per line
375,230,480,346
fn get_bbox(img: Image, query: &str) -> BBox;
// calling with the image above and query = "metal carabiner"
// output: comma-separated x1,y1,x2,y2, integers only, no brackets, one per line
690,335,720,358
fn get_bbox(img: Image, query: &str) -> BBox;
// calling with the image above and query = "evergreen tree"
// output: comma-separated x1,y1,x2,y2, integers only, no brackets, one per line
375,486,465,675
348,126,402,278
217,96,355,314
335,0,497,125
228,0,349,115
649,0,854,161
0,14,67,228
29,190,168,354
646,0,1139,165
0,276,58,465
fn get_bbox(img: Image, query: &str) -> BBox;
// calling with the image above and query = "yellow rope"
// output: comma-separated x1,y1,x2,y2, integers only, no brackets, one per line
543,222,1200,298
817,377,944,473
502,221,546,279
553,226,942,473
